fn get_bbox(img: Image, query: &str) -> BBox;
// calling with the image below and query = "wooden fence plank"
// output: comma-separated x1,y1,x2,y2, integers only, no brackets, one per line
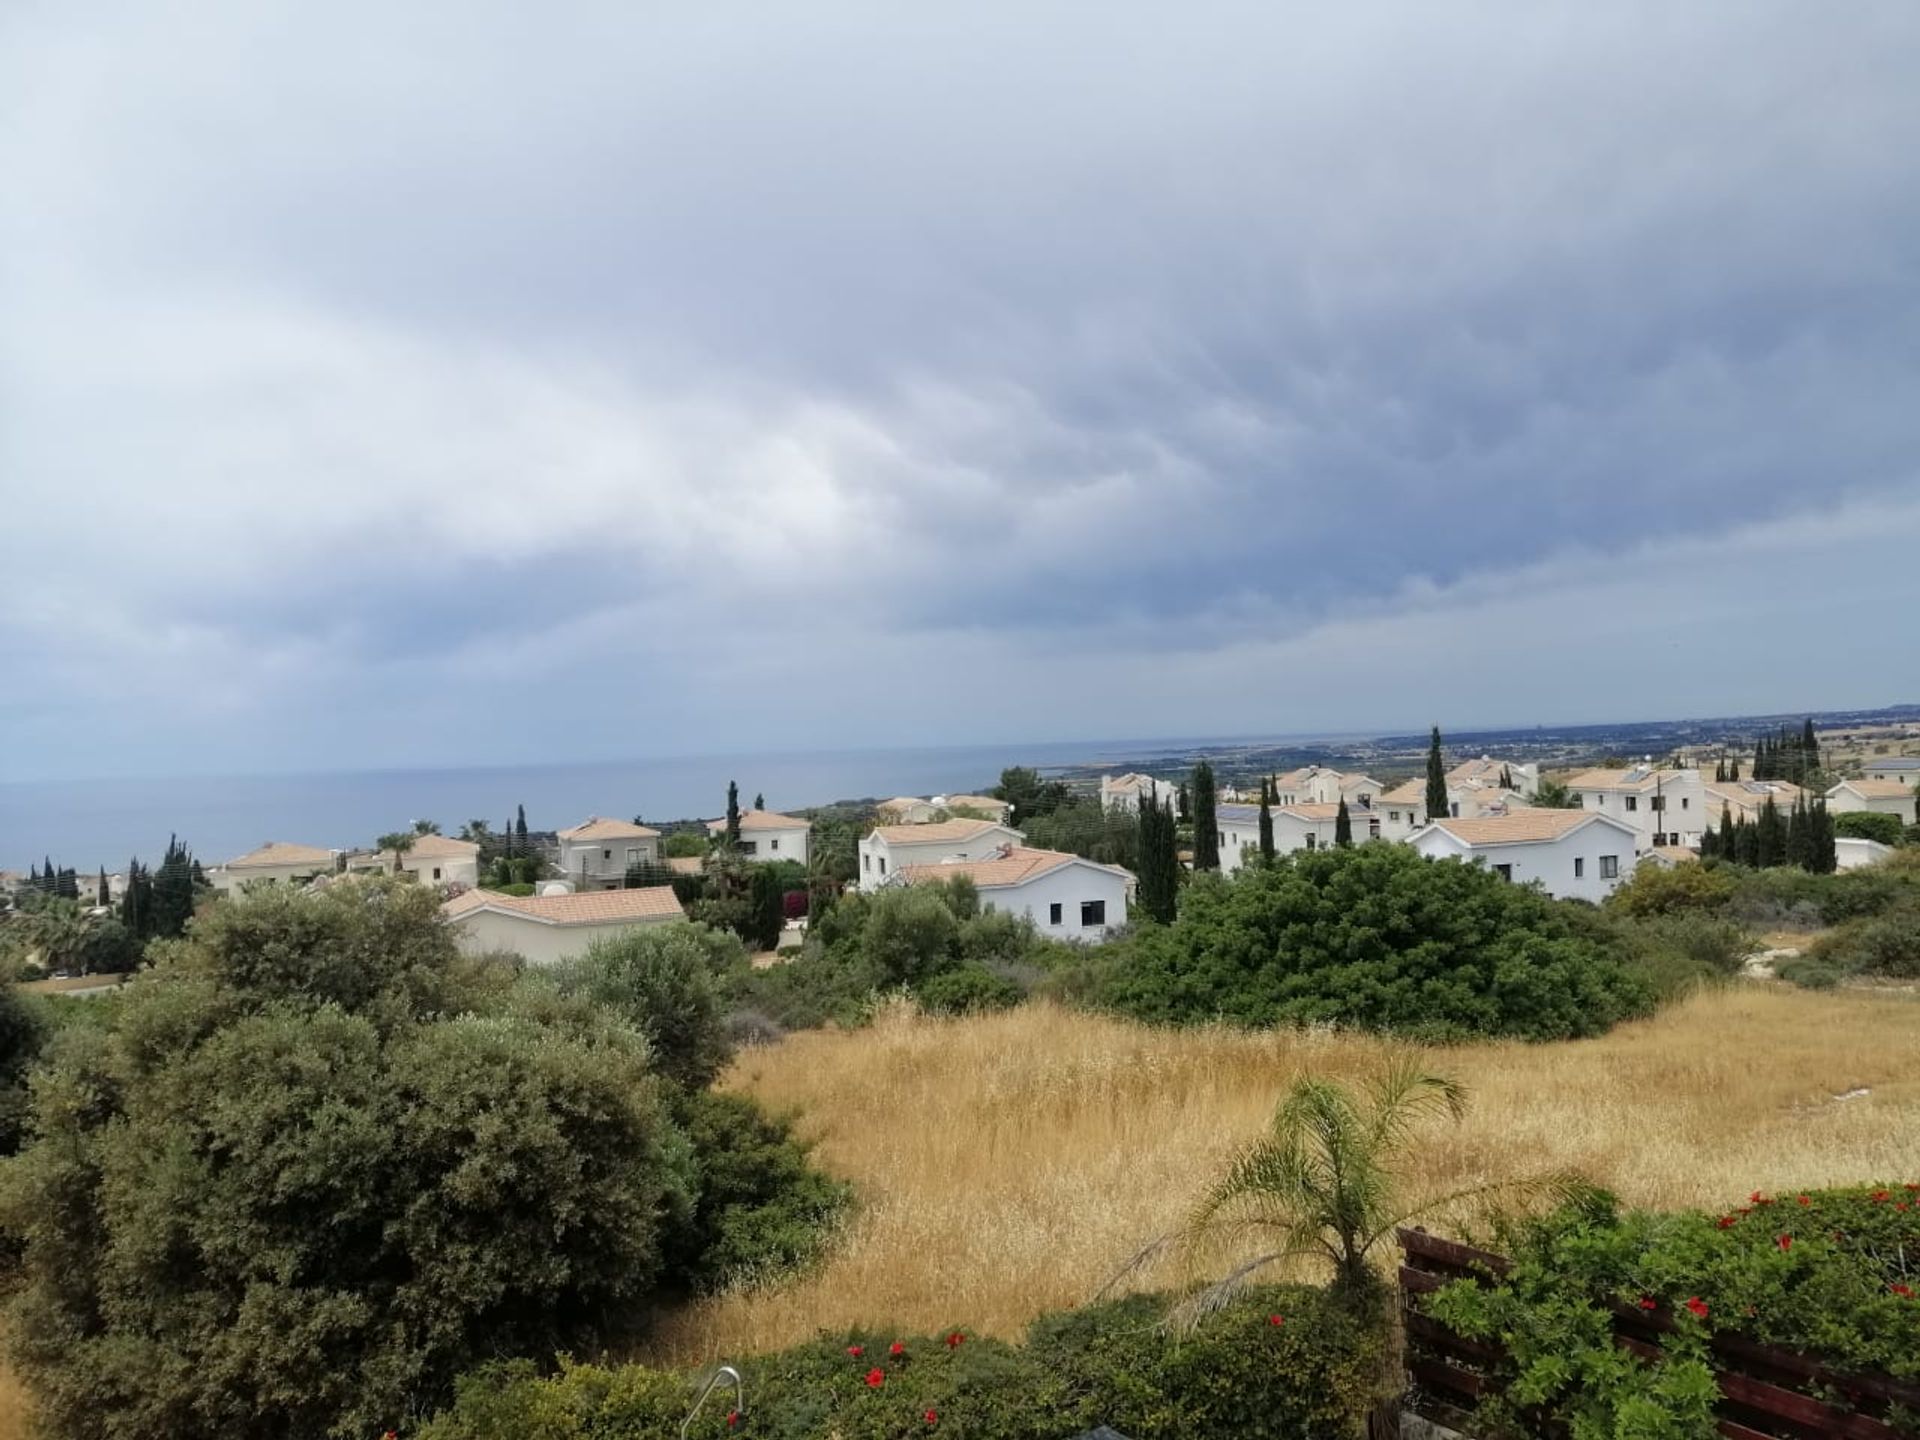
1405,1310,1504,1366
1714,1373,1900,1440
1409,1355,1488,1400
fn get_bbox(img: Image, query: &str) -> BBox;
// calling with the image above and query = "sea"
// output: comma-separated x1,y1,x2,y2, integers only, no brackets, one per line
0,737,1217,874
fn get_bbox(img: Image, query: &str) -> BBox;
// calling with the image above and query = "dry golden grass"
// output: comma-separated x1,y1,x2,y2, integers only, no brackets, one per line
0,1345,30,1440
642,984,1920,1366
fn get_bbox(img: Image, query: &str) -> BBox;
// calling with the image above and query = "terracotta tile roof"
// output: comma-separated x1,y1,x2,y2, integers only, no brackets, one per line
1702,780,1804,813
878,796,933,814
1650,845,1699,864
1567,767,1683,793
1379,780,1426,804
1100,773,1159,794
558,816,662,841
897,845,1086,888
361,833,480,864
225,841,336,869
1425,810,1605,846
1832,779,1916,799
441,886,684,926
706,809,808,833
870,818,1016,846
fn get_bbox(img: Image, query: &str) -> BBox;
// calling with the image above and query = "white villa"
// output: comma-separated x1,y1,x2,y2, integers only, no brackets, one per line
859,818,1024,891
1214,802,1377,872
1699,778,1807,837
706,808,811,863
1375,777,1529,837
209,841,338,893
345,833,480,888
1826,778,1918,827
878,795,1012,825
897,844,1130,942
440,886,684,966
1409,810,1642,902
1266,766,1383,808
1860,757,1920,785
1099,773,1175,813
556,817,663,890
1567,767,1706,848
1447,755,1541,799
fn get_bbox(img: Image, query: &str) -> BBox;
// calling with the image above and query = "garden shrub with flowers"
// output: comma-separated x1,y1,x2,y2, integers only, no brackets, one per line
418,1282,1387,1440
1422,1182,1920,1437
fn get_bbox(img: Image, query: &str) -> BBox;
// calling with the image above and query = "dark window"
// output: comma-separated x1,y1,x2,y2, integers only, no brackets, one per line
1080,899,1106,926
1493,863,1513,882
1624,797,1637,812
1574,857,1585,878
432,867,442,881
1049,902,1063,925
1600,855,1619,879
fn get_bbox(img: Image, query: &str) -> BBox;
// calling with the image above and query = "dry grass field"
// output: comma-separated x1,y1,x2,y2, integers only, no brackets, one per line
643,984,1920,1366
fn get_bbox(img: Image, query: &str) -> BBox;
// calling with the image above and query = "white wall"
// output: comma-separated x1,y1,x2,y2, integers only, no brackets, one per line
404,853,479,888
1410,826,1633,903
735,825,809,865
1835,837,1894,871
1828,788,1918,826
977,863,1128,943
211,860,332,893
1577,773,1705,848
446,908,678,965
557,837,660,888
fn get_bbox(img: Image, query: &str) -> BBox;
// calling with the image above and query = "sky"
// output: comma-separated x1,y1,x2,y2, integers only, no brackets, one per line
3,2,1919,783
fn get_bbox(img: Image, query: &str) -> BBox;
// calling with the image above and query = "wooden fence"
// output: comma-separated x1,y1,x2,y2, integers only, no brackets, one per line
1396,1226,1920,1440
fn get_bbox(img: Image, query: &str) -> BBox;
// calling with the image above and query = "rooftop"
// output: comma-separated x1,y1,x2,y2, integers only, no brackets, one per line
1424,810,1602,846
224,841,336,869
898,845,1127,889
870,818,1014,846
557,816,662,842
707,808,809,832
1567,766,1685,792
1832,778,1916,799
441,885,684,926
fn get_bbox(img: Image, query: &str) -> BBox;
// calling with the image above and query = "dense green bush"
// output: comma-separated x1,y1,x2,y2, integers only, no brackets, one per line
916,962,1025,1015
0,881,845,1440
1799,910,1920,983
420,1283,1387,1440
1605,862,1737,918
0,978,45,1156
1085,846,1655,1041
1834,810,1906,847
555,923,744,1088
1425,1183,1920,1437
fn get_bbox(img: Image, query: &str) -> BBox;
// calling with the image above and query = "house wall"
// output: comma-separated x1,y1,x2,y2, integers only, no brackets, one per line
446,908,678,965
1577,775,1706,848
557,837,660,889
211,860,332,893
1828,788,1918,826
1835,837,1894,871
734,826,809,864
404,853,479,888
1216,812,1372,874
1410,828,1633,903
978,865,1128,943
1864,763,1920,784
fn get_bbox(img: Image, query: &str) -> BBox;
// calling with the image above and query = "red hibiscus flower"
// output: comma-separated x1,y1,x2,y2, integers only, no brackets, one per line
1797,1195,1811,1206
1872,1190,1890,1203
1750,1190,1768,1205
945,1332,964,1349
1685,1296,1709,1320
847,1345,864,1358
865,1368,885,1389
726,1412,739,1430
924,1410,939,1427
1890,1283,1914,1299
890,1341,905,1357
1637,1296,1657,1311
1777,1235,1792,1252
1268,1314,1285,1326
1716,1216,1737,1229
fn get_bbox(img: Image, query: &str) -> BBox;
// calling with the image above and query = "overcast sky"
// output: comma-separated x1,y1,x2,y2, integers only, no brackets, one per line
4,3,1918,782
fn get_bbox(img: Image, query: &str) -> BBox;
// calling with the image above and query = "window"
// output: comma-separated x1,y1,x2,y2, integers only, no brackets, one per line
1650,795,1664,812
1369,819,1381,839
1389,811,1401,824
1449,802,1460,817
741,840,758,855
1304,833,1316,850
603,848,613,860
1680,797,1690,810
1574,857,1585,878
878,856,887,875
863,852,871,872
1624,797,1638,812
769,838,780,851
432,867,442,881
1081,899,1107,927
626,847,641,866
1049,902,1063,925
1599,855,1619,879
1493,863,1512,882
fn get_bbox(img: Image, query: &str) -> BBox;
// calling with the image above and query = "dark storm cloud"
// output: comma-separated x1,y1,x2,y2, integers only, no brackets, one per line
2,1,1918,774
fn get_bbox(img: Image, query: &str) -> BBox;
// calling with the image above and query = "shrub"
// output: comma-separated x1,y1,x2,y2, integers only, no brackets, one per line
0,979,45,1156
1834,810,1906,847
1425,1183,1920,1438
1095,846,1655,1041
1607,862,1737,918
1775,955,1844,989
917,962,1025,1015
420,1284,1386,1440
555,922,743,1088
1806,910,1920,981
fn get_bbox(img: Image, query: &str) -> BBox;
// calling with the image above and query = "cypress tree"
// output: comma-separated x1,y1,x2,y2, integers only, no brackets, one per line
151,835,197,939
1257,777,1275,862
1756,798,1786,868
1729,755,1741,781
1810,800,1838,875
725,782,742,849
515,805,528,852
1424,726,1448,824
41,858,55,894
1191,760,1219,872
1718,806,1735,862
1136,785,1178,924
1786,795,1809,871
55,868,79,900
1335,797,1353,848
96,867,109,907
1176,783,1191,825
753,792,765,812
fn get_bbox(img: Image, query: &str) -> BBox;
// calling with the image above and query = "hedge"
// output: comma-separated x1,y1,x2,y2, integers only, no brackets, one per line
419,1283,1387,1440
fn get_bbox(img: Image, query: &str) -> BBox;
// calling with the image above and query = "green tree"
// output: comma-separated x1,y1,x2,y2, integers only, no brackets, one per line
150,834,198,939
95,867,109,908
662,830,709,859
0,977,46,1154
1808,799,1838,875
1424,725,1449,823
1755,797,1787,868
725,781,741,849
1136,784,1180,925
1832,810,1903,846
992,765,1068,822
1334,797,1353,848
412,818,441,836
1190,760,1220,871
515,804,528,853
376,829,416,877
1533,777,1578,809
1257,778,1276,862
753,792,765,811
555,923,742,1089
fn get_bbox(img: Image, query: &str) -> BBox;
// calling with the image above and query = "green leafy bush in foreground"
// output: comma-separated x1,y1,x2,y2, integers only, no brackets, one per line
1079,845,1656,1041
420,1283,1386,1440
1425,1183,1920,1437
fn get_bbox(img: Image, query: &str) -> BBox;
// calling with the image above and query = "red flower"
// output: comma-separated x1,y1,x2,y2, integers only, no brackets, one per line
1777,1235,1792,1252
1891,1283,1914,1299
726,1412,739,1430
924,1410,939,1427
1685,1296,1709,1320
1750,1190,1769,1205
1797,1195,1811,1206
847,1345,864,1358
1716,1216,1738,1229
890,1341,905,1357
1872,1190,1890,1203
865,1368,885,1389
1268,1314,1285,1326
1904,1182,1919,1192
945,1332,964,1349
1637,1296,1657,1311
